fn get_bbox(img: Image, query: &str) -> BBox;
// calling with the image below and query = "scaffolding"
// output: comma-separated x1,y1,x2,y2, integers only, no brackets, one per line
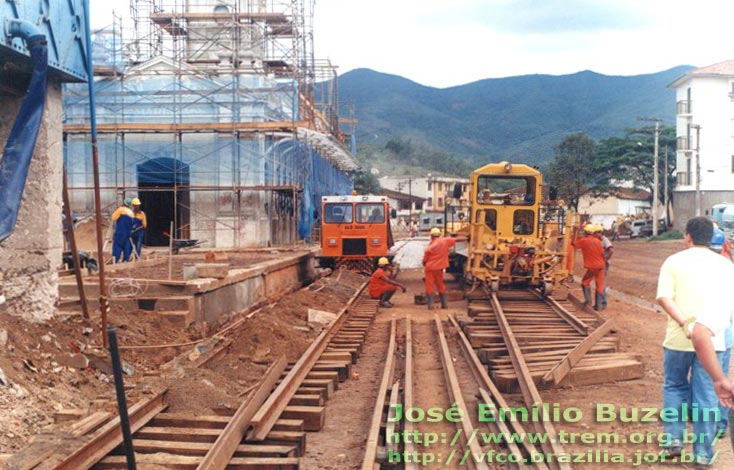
63,0,356,248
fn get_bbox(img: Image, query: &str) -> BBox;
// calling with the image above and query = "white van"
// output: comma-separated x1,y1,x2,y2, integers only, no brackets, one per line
629,220,648,238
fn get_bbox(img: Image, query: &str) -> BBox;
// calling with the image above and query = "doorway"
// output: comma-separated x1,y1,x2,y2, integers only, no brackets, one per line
136,157,190,246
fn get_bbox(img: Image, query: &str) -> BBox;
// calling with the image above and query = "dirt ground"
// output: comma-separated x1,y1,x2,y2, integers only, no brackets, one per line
303,238,734,469
4,237,734,469
0,268,365,453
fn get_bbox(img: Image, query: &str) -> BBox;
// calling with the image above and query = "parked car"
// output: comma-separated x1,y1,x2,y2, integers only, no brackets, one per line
633,219,666,238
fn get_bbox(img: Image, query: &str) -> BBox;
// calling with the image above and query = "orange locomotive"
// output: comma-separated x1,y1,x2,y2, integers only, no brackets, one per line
318,195,395,272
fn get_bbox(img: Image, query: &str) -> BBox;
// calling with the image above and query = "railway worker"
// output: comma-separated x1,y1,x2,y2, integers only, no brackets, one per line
423,227,467,309
657,216,734,468
130,198,147,260
592,225,614,309
368,257,406,308
571,223,605,310
711,224,733,261
111,198,135,263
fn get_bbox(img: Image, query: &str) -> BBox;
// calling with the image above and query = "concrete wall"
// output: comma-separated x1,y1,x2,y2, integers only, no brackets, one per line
674,74,734,192
0,83,63,321
672,189,734,231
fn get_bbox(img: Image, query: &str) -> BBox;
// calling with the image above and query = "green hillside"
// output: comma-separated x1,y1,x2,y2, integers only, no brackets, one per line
338,66,692,172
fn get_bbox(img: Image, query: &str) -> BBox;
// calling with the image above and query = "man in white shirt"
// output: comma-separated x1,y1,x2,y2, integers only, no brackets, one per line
657,216,734,469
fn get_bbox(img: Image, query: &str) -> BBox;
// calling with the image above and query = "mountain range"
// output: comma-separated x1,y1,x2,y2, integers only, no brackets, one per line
337,66,693,168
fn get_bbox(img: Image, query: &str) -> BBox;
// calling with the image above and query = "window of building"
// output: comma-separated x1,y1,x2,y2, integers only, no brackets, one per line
427,197,433,207
427,182,432,191
438,197,443,208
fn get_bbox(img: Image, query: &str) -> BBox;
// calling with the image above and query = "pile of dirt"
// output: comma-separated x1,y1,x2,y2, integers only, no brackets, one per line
203,270,366,398
0,267,366,453
0,303,198,452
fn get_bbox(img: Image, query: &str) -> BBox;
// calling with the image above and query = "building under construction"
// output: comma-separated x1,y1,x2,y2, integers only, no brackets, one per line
63,0,358,248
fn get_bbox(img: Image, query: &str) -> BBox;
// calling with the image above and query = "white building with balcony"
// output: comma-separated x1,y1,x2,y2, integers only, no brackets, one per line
669,60,734,230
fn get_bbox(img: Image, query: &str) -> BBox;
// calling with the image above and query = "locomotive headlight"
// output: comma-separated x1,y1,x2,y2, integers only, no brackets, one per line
328,238,338,245
371,238,381,245
504,162,512,173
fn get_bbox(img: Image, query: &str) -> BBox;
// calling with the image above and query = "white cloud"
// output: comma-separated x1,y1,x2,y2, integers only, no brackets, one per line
90,0,734,87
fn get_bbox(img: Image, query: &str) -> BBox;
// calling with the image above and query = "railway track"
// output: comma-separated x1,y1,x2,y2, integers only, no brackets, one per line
7,247,645,470
6,275,378,470
360,285,643,470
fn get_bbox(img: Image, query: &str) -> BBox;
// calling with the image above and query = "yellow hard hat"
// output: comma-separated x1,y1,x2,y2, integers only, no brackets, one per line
132,197,141,206
378,257,390,266
430,227,441,236
583,223,597,233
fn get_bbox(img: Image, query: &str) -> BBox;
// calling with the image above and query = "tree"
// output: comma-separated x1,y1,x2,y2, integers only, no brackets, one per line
594,125,676,224
353,171,381,195
546,132,597,211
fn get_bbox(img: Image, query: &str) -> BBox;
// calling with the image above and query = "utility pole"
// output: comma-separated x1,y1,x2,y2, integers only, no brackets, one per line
663,144,669,226
690,124,702,216
639,118,661,236
408,177,413,225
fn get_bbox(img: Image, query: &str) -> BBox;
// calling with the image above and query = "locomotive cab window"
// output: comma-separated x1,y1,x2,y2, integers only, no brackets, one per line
357,203,385,223
513,210,535,235
484,209,497,230
476,176,536,205
324,203,353,224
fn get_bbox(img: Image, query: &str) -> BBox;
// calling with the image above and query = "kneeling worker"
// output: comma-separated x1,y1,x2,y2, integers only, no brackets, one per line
368,257,407,308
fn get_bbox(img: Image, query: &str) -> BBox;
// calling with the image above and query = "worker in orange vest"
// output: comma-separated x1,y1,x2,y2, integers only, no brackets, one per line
572,223,605,310
368,257,406,308
423,227,467,309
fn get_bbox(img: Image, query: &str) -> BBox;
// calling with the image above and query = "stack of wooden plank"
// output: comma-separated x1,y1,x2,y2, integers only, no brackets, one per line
462,290,644,393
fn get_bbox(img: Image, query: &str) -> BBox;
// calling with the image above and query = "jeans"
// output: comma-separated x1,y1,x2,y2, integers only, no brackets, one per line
717,347,731,433
379,290,396,303
662,348,723,462
131,229,144,259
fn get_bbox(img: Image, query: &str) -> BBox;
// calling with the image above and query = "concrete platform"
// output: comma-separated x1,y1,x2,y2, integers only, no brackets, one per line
59,247,318,327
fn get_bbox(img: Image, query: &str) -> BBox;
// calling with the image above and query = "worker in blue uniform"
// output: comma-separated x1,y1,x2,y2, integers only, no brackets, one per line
130,197,147,259
111,198,135,262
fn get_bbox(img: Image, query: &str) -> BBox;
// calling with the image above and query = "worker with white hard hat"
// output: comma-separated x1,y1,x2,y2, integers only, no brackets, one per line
111,197,135,262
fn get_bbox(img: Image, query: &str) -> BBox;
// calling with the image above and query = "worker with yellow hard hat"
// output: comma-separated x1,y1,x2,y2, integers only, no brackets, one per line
368,257,407,308
130,197,147,260
422,227,467,309
572,222,605,310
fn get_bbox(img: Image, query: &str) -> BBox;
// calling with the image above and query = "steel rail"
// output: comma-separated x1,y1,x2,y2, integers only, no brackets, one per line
404,317,416,470
50,389,167,470
448,314,549,470
195,356,288,470
434,316,490,470
248,279,369,441
528,289,589,335
490,293,572,470
361,319,397,470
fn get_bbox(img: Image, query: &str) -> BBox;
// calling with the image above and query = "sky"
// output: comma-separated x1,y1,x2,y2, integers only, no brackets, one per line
91,0,734,88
